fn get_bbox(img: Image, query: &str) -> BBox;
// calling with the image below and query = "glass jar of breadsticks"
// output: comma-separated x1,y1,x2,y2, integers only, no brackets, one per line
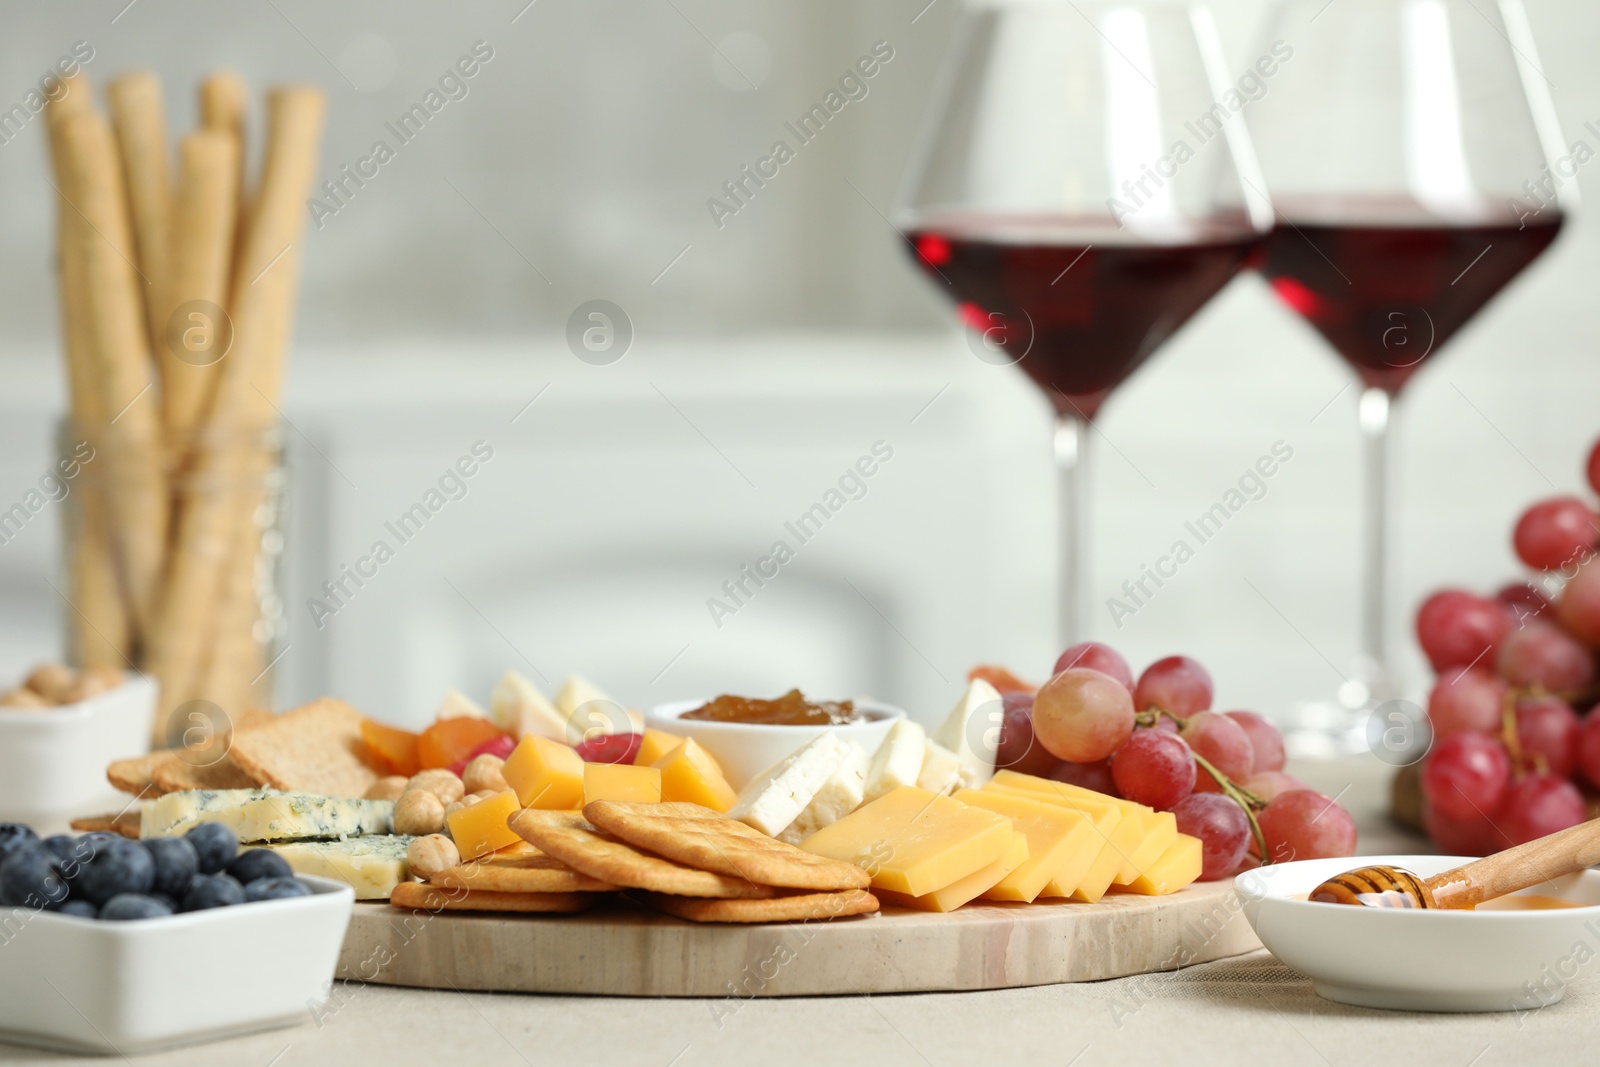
59,421,287,747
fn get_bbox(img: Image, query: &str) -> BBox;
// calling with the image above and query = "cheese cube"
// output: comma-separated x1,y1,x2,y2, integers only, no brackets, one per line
876,831,1029,912
652,739,736,812
916,739,964,795
502,735,585,809
801,786,1012,898
446,790,523,860
265,835,413,900
140,789,393,843
932,678,1003,786
863,719,926,804
728,733,853,837
490,671,566,740
778,743,869,845
584,763,662,805
637,728,686,767
1123,834,1202,895
955,788,1099,903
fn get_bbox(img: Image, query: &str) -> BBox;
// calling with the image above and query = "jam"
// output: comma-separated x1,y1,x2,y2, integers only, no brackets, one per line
681,689,864,726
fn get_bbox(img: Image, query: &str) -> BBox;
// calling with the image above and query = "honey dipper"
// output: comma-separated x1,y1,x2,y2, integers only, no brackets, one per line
1310,818,1600,909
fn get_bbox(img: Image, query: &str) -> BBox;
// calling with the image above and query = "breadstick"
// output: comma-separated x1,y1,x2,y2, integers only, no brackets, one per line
199,71,249,284
106,72,169,352
193,487,271,721
56,111,168,639
158,131,238,437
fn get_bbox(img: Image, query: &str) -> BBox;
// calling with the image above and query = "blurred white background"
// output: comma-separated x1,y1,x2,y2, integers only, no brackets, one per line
0,0,1596,732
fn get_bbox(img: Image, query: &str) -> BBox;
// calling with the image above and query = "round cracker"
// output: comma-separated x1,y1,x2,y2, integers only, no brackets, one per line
390,880,594,914
584,801,871,891
509,809,774,899
430,852,617,894
634,888,879,924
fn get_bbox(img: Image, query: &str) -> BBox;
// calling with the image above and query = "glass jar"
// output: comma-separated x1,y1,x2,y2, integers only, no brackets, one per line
59,422,287,747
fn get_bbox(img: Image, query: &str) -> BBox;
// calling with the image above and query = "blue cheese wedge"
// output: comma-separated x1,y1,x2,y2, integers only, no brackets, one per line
264,835,414,900
141,789,394,843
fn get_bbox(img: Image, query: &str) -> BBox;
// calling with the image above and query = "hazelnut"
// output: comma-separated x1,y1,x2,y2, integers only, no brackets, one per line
0,688,50,709
365,775,408,802
405,769,465,805
59,667,122,704
393,789,446,836
23,663,75,703
406,834,460,880
462,754,509,794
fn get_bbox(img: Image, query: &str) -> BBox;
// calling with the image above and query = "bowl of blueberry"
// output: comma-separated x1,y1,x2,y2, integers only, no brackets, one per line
0,820,354,1054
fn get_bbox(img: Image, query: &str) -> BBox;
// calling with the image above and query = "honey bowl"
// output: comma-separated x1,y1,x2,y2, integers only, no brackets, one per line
1236,854,1600,1012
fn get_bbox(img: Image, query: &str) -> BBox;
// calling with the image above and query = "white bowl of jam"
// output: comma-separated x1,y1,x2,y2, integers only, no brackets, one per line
645,691,905,790
1237,853,1600,1013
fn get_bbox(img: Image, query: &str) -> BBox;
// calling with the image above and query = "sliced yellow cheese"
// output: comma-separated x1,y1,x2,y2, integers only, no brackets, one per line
985,770,1173,886
800,786,1012,898
652,738,737,812
503,734,585,809
876,831,1029,912
583,763,662,804
1122,833,1202,895
446,790,522,860
1118,809,1178,885
983,780,1135,903
955,788,1099,903
636,728,686,767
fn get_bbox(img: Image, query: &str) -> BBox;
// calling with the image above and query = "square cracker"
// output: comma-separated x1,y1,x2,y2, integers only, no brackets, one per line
227,697,378,797
389,881,595,914
149,709,280,792
107,752,176,797
634,889,879,923
69,809,142,839
509,809,773,899
430,852,617,894
583,801,871,891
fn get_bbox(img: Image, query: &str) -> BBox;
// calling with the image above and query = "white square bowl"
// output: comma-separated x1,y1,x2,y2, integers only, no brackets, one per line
0,674,156,831
0,874,355,1054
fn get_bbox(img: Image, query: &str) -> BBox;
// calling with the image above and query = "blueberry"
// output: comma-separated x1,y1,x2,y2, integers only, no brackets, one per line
143,838,199,898
0,824,39,864
184,823,237,875
100,894,174,921
56,899,98,919
227,849,293,885
40,835,78,861
148,893,179,912
180,873,245,912
0,846,68,908
244,876,312,902
72,837,155,905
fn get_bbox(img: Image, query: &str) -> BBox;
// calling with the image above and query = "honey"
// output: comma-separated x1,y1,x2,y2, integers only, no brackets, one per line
1473,894,1584,911
682,689,863,726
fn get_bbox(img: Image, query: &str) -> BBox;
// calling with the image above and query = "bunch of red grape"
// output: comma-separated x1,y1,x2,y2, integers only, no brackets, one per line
1414,440,1600,853
980,645,1357,882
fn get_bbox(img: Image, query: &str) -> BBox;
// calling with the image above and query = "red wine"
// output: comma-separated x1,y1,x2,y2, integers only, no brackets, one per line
907,223,1258,418
1258,203,1563,392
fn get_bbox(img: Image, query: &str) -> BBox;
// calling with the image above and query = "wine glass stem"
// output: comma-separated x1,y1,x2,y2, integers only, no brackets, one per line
1054,412,1090,646
1358,386,1393,699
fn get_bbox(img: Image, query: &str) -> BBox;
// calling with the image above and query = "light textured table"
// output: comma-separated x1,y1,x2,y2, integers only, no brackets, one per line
2,757,1595,1067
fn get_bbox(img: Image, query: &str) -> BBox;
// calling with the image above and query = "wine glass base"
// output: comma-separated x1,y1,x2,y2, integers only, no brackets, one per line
1280,669,1391,760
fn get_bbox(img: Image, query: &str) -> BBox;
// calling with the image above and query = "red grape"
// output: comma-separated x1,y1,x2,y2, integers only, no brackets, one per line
1499,773,1587,845
1224,711,1285,774
1497,620,1595,692
1420,732,1512,821
1423,804,1501,855
1043,757,1118,797
1588,438,1600,497
1052,642,1133,691
1180,711,1254,792
1415,590,1509,671
1496,580,1553,625
1425,666,1508,739
1257,790,1357,863
1513,496,1598,572
1579,707,1600,790
1242,770,1307,801
995,692,1059,776
573,732,642,765
1557,558,1600,647
1110,729,1195,810
1031,668,1136,762
1133,656,1213,717
1173,793,1250,880
1512,694,1581,778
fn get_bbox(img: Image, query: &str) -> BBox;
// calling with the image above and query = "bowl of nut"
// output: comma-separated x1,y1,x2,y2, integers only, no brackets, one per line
0,664,155,830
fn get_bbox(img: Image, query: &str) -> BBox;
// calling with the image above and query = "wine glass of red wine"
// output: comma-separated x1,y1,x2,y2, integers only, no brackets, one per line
1248,0,1572,721
898,1,1269,643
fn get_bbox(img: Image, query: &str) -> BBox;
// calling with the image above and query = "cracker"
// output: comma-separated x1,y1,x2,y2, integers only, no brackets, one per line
149,708,278,792
227,697,378,797
509,809,773,899
634,889,879,924
584,801,871,891
69,809,142,839
430,851,616,894
106,751,175,797
389,880,594,914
